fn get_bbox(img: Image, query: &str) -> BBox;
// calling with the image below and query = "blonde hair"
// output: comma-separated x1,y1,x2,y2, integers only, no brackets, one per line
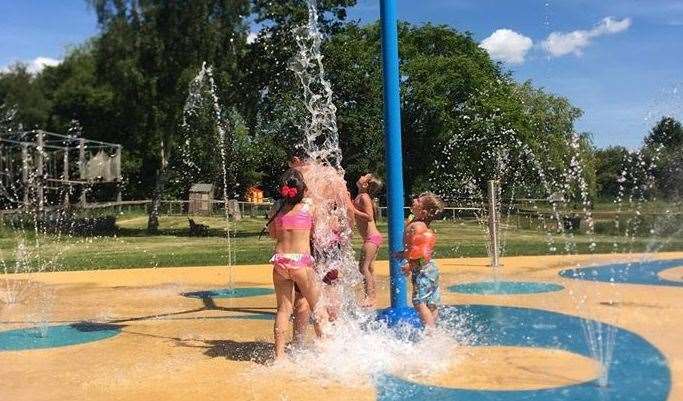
365,174,383,197
419,192,445,222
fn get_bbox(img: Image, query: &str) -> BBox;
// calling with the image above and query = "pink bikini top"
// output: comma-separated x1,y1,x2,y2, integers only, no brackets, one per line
275,200,313,230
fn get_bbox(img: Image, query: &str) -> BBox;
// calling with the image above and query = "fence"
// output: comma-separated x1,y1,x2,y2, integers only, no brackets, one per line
80,199,274,218
3,199,679,232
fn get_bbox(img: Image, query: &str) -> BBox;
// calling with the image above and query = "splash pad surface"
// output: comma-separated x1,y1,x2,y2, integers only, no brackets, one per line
182,287,275,299
0,323,122,351
1,253,681,401
560,258,683,287
448,281,564,295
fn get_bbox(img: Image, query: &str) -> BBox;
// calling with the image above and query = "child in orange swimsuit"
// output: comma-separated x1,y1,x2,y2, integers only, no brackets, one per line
350,173,384,307
397,192,444,327
267,169,326,360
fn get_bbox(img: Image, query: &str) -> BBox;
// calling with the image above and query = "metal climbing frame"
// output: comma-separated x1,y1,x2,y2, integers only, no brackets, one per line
0,130,122,210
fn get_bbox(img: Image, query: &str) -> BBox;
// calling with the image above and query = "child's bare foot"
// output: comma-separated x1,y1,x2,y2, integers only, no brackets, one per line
271,353,287,365
361,297,376,308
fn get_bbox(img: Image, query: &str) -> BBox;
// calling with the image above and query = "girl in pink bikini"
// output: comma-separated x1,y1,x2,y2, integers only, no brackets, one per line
267,169,326,360
350,173,384,307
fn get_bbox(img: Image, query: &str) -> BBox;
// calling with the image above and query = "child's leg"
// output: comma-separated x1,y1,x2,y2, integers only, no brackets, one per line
293,293,310,345
429,304,439,326
272,270,295,360
359,242,379,306
291,267,327,337
414,302,436,327
325,284,340,321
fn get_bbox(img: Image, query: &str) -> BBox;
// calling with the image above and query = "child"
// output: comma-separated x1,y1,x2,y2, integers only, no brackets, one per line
350,174,384,307
267,168,326,360
288,155,352,343
292,201,343,344
398,192,444,327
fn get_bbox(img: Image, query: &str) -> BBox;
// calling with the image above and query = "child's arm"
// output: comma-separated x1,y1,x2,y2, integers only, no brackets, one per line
309,201,316,250
349,194,374,221
401,260,411,276
391,220,419,261
266,200,281,238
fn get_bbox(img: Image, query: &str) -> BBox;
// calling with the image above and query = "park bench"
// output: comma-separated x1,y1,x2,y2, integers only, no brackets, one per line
188,218,209,237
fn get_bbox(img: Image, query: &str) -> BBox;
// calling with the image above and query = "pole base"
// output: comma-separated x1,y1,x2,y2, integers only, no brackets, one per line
375,306,422,328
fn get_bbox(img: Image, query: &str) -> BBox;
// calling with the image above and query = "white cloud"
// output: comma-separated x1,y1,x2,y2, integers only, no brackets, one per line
480,29,533,64
1,57,62,75
542,17,632,57
27,57,61,73
246,31,258,44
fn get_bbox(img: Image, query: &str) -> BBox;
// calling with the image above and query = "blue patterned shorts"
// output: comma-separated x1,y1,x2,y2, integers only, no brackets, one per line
411,260,441,306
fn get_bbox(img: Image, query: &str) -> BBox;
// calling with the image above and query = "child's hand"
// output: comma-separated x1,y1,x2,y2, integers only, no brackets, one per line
401,262,411,276
390,250,404,260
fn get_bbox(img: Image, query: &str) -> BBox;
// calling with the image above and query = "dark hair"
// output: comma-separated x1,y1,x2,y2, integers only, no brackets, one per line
278,168,307,205
290,146,308,161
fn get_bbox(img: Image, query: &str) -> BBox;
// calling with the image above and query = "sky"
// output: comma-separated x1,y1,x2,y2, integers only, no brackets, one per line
1,0,681,149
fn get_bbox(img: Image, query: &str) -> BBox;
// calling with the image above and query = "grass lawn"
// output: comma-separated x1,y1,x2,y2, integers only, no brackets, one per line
1,211,681,272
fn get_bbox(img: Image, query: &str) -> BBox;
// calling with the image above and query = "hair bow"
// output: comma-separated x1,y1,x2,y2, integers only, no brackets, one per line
280,185,298,198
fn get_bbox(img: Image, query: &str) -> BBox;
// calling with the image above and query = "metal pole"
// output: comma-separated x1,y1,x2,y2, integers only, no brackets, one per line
115,145,122,211
21,144,29,209
63,146,70,208
36,131,45,211
488,180,500,267
79,138,86,207
376,0,418,326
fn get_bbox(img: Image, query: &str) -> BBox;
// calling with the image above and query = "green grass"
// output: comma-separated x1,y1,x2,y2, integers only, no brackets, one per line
1,212,681,272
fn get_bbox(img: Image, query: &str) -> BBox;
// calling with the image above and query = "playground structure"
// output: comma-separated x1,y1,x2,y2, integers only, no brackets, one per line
0,130,122,210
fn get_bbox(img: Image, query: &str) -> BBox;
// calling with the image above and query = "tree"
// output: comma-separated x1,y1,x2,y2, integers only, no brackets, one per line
2,2,595,209
595,146,630,200
237,0,357,192
87,0,251,231
0,64,51,129
645,117,682,150
644,116,682,199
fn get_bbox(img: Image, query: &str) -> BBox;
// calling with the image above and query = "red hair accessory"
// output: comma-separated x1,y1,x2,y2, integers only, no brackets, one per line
280,185,298,198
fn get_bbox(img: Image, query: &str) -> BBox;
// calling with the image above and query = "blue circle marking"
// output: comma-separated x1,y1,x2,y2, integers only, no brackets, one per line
377,305,670,401
182,287,274,299
560,258,683,287
0,323,121,351
449,281,564,295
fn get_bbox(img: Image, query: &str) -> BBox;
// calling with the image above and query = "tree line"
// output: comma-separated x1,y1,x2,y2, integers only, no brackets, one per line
1,1,680,225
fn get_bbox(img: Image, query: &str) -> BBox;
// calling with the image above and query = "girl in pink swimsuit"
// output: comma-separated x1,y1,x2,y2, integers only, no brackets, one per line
267,169,326,360
350,173,384,307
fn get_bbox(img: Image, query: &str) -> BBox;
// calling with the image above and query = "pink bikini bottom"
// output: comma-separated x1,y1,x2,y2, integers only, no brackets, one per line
271,253,314,279
364,233,384,248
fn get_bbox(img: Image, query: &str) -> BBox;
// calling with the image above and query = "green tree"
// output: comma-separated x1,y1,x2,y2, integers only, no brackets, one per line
238,0,357,193
644,116,682,199
87,0,251,231
322,23,590,201
595,146,630,200
0,64,51,129
646,116,682,149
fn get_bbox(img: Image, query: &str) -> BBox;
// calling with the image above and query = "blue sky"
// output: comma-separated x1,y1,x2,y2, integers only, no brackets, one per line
1,1,681,148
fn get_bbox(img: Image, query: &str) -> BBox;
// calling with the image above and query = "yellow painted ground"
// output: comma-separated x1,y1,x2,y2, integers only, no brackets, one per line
0,252,682,401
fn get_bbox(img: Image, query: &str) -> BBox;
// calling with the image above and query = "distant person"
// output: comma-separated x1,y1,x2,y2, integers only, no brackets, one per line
349,173,384,307
266,168,326,360
395,192,444,327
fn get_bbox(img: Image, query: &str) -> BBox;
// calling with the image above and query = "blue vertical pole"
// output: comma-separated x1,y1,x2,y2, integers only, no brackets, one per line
377,0,418,326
